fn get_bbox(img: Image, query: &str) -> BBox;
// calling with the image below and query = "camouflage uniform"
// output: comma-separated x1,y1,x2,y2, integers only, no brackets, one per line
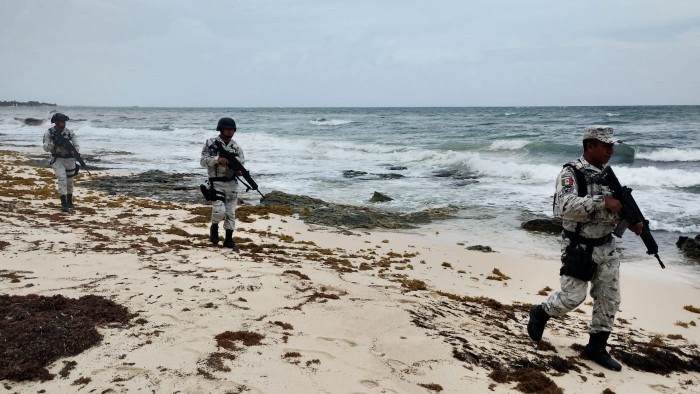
42,127,78,196
542,127,621,333
200,136,245,231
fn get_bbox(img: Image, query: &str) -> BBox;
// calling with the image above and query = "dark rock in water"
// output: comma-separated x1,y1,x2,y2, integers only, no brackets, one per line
389,166,407,171
343,170,368,178
454,179,478,186
432,169,479,180
676,235,700,260
433,170,455,178
466,245,493,253
376,173,404,180
521,218,563,234
369,192,393,203
80,170,202,204
260,190,456,229
20,118,44,126
343,170,403,180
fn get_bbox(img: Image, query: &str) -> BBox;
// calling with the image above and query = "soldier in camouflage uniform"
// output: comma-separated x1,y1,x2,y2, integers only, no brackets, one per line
42,113,78,212
200,117,244,249
527,126,644,372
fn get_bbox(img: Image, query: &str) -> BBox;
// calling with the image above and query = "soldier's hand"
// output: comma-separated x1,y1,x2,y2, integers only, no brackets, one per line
629,222,644,236
217,157,229,166
604,196,622,214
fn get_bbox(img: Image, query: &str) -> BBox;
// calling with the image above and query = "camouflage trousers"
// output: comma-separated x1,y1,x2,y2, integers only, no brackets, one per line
211,180,238,230
542,237,621,333
51,157,76,196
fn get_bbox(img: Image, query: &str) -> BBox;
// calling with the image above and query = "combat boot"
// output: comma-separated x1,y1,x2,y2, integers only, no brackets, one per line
210,224,220,245
60,195,69,212
581,331,622,371
223,229,236,249
527,304,550,342
66,194,74,209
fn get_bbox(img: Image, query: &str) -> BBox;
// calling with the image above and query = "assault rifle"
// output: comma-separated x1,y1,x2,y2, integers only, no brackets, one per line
213,140,264,199
51,130,91,175
597,166,665,268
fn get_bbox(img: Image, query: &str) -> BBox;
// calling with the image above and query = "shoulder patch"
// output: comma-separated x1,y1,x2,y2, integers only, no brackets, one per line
561,176,574,187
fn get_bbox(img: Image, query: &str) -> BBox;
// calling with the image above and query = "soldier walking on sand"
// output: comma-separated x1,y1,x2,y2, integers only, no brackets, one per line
200,117,244,248
527,126,645,372
42,113,79,212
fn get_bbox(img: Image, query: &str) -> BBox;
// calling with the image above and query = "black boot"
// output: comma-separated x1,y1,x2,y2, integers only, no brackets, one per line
210,224,219,245
60,195,69,212
527,304,550,342
581,331,622,371
223,230,236,248
66,194,74,209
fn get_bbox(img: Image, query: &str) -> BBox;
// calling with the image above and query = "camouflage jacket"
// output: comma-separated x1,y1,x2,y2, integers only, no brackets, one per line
42,127,79,157
553,156,619,238
200,136,245,179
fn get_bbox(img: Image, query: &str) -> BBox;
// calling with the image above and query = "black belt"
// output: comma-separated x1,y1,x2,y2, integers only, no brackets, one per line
52,154,73,159
209,176,237,182
563,230,612,247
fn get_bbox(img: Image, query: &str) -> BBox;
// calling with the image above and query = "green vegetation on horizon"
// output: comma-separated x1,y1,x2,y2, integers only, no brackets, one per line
0,100,57,107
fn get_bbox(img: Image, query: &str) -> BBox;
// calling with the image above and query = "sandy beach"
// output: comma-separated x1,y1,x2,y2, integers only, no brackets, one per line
1,149,699,394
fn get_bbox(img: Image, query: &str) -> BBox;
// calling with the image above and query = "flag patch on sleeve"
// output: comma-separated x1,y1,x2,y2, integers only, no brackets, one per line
561,177,574,187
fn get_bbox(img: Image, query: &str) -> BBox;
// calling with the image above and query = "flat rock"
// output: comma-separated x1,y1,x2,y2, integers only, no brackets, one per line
521,218,563,234
261,190,456,229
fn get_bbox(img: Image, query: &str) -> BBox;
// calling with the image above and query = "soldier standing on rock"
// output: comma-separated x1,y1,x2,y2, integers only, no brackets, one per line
42,113,78,212
200,117,244,248
527,126,645,372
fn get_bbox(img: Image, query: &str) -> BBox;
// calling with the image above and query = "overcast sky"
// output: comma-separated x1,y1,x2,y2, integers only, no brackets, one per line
1,0,699,107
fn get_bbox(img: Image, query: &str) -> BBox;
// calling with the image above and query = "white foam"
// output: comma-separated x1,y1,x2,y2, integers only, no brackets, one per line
488,139,530,151
635,148,700,162
615,166,700,188
606,113,621,117
308,119,353,126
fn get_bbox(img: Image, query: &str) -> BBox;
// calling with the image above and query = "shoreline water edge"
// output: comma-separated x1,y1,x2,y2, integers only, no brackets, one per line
2,106,699,268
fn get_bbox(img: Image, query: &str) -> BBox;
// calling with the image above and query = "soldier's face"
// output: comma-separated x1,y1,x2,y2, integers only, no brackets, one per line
220,128,235,139
54,121,66,130
589,140,614,165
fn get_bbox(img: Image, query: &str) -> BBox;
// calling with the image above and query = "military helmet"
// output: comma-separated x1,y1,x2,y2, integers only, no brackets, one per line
50,113,69,123
216,117,237,132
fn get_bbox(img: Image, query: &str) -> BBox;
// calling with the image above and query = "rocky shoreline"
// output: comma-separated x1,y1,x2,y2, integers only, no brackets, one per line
76,170,460,230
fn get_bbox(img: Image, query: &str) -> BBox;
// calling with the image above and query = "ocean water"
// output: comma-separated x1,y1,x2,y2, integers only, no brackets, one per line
1,106,699,267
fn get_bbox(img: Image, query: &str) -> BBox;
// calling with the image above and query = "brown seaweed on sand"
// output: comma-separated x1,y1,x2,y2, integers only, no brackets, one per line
0,294,131,381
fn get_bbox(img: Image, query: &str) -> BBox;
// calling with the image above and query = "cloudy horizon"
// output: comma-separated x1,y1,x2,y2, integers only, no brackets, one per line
2,0,699,107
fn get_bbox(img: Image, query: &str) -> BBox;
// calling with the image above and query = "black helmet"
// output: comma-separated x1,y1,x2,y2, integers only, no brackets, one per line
216,117,236,132
50,113,69,123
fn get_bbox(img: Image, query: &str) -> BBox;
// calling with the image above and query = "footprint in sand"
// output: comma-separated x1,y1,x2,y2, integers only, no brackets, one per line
360,380,379,388
354,380,399,394
317,337,358,347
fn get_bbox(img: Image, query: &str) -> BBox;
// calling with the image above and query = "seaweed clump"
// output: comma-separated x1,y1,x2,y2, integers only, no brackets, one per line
0,294,131,381
488,368,563,394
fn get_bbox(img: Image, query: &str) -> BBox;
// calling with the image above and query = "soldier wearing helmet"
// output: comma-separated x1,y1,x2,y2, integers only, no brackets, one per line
200,117,244,248
42,113,79,212
527,126,645,372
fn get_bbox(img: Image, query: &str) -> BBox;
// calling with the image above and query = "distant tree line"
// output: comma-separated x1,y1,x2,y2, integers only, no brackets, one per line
0,100,57,107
